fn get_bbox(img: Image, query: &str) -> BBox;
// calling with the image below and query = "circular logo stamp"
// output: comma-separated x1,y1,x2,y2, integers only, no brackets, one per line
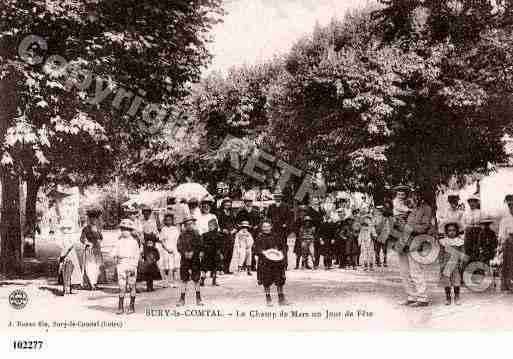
9,289,28,310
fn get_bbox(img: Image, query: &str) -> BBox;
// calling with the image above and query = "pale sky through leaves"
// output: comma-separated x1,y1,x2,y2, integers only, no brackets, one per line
207,0,371,73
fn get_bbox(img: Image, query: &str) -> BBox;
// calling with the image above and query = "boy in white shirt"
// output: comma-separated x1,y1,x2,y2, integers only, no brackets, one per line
112,219,141,315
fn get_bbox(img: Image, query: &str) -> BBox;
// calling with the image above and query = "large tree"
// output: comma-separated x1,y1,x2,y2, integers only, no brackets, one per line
0,0,223,275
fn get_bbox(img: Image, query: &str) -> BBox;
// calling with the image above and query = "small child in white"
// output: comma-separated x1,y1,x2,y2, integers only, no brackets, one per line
439,221,464,305
112,219,141,314
232,221,254,275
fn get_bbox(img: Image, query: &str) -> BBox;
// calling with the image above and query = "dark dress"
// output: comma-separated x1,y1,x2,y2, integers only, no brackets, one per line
218,209,236,272
202,230,224,272
137,243,162,282
177,228,203,282
256,231,287,288
80,225,106,285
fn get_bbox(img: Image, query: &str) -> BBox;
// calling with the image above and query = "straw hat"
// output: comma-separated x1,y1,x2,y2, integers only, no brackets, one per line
119,219,136,230
262,249,284,262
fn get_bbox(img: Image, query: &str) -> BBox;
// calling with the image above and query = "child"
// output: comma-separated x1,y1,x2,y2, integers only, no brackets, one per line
158,213,180,288
299,216,316,270
439,221,464,305
256,220,289,306
358,216,377,271
138,237,162,292
111,219,141,314
232,221,254,275
201,218,224,286
176,216,204,306
58,222,82,295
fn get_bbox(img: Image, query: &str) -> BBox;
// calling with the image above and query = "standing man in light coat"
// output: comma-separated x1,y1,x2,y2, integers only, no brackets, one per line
395,188,434,307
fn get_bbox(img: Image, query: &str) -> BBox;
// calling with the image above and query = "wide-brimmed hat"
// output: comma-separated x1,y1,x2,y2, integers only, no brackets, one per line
201,194,214,204
188,197,199,204
273,191,283,198
304,215,313,222
119,219,136,230
239,221,250,228
393,184,411,192
375,205,384,211
444,221,460,232
505,194,513,202
479,217,494,224
181,216,196,224
262,249,284,262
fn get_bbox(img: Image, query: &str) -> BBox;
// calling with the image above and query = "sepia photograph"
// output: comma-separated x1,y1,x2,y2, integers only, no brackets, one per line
2,0,513,340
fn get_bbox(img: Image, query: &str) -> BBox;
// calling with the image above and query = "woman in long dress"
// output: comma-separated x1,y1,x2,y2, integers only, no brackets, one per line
80,209,105,290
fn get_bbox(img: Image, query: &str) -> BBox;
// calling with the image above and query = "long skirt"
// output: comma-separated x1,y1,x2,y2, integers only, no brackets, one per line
83,247,104,287
360,240,375,264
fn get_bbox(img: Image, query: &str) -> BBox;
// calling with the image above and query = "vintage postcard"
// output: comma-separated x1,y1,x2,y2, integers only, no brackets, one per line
2,0,513,338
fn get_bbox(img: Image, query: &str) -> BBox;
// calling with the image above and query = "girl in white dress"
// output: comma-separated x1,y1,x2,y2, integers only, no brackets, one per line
158,213,180,288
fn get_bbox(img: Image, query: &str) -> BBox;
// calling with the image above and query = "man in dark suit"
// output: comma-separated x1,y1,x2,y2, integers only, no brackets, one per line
217,197,236,274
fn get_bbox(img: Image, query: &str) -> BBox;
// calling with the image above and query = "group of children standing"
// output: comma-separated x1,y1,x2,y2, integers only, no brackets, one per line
110,199,290,314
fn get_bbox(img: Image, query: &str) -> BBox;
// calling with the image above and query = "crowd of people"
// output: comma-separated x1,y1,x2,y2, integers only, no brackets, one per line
56,184,513,314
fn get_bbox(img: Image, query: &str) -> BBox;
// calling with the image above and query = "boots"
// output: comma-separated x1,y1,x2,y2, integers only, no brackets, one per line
454,286,461,305
212,276,219,286
278,293,290,306
116,297,124,315
177,292,186,307
295,257,300,270
196,291,203,306
146,280,154,292
444,287,451,305
265,293,272,307
126,296,135,314
200,277,205,287
247,268,252,276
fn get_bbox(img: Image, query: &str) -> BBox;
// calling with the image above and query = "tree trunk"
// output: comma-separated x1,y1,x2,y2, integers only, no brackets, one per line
24,175,42,238
0,171,22,276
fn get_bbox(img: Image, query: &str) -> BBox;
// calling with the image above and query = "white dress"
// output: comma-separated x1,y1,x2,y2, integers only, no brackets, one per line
158,226,180,270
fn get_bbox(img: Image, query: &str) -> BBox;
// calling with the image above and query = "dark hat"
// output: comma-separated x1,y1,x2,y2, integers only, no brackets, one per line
505,194,513,202
141,205,152,213
394,184,411,192
304,216,313,222
447,194,460,200
188,197,199,204
181,216,196,224
86,208,102,218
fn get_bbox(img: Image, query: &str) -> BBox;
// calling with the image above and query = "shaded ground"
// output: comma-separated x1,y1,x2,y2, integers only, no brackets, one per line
2,248,512,331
